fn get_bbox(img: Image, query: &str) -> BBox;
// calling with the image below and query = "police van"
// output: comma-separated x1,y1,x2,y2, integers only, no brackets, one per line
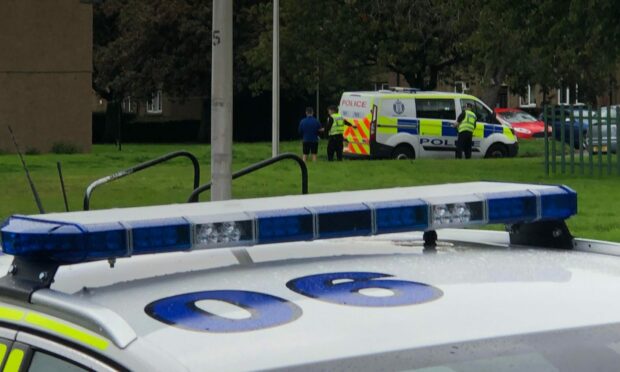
339,88,518,159
1,182,620,370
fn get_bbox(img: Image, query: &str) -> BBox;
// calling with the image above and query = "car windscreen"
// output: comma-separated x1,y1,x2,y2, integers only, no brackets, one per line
284,322,620,372
498,111,537,123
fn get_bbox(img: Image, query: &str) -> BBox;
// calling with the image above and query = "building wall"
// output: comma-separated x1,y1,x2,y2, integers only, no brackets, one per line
0,0,92,153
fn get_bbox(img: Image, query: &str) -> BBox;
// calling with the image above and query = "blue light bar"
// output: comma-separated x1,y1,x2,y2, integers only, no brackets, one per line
0,183,579,264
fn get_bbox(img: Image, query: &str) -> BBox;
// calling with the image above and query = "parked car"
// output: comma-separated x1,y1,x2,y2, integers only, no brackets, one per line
494,108,548,139
588,105,619,153
545,106,593,149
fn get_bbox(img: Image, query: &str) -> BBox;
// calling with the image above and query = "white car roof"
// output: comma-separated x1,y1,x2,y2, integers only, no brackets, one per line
36,232,620,371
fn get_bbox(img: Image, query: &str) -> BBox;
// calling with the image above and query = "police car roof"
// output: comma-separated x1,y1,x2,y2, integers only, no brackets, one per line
33,230,620,371
0,182,607,370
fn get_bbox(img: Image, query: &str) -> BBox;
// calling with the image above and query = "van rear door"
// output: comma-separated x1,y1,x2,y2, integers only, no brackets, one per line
340,94,373,157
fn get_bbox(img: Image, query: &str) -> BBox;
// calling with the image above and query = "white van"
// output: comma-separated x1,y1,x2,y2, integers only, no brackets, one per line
339,89,518,159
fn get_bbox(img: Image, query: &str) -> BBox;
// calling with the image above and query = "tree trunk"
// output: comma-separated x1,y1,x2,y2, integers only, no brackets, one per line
103,100,121,143
198,97,211,143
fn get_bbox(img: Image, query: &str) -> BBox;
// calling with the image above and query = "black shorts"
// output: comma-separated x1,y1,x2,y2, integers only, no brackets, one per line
303,142,318,155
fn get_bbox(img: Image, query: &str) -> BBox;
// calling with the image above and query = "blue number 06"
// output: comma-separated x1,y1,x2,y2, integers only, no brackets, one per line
286,272,443,307
145,290,302,333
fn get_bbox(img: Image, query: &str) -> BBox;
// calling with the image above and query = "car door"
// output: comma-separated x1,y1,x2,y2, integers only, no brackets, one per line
415,98,458,158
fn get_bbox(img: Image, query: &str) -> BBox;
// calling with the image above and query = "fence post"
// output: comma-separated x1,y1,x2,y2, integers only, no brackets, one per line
551,106,557,174
617,106,620,176
579,108,584,174
560,107,566,174
597,107,603,176
607,108,612,175
569,107,575,174
543,105,549,175
588,107,594,175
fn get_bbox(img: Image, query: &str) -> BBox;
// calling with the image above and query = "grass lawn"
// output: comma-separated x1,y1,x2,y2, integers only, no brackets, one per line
0,139,618,241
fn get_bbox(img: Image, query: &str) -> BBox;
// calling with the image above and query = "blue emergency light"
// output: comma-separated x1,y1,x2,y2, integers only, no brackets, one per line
0,183,577,264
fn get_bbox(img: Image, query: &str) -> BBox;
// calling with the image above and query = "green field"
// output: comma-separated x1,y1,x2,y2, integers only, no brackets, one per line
0,140,618,241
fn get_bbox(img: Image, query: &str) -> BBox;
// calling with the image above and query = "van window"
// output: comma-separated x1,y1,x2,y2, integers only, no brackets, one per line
416,99,456,120
461,99,497,123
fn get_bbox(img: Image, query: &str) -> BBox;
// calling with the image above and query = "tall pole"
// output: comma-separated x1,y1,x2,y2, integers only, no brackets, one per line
211,0,233,201
272,0,280,157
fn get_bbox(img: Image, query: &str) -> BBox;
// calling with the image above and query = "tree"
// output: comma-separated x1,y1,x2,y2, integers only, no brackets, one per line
351,0,471,90
94,0,214,141
464,0,539,108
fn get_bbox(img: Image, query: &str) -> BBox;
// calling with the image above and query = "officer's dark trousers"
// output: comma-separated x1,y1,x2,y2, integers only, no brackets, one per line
327,135,343,161
456,131,473,159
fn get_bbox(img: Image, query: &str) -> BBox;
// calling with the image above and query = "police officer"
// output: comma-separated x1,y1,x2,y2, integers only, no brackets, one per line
455,103,477,159
325,105,354,161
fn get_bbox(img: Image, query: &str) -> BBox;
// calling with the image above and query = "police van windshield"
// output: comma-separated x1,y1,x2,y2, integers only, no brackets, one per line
291,323,620,371
461,99,497,124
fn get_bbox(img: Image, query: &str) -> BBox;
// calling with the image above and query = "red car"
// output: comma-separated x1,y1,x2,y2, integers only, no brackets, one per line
494,108,549,139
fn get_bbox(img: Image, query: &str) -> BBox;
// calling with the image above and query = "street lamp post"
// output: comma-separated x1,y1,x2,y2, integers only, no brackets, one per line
211,0,233,201
272,0,280,157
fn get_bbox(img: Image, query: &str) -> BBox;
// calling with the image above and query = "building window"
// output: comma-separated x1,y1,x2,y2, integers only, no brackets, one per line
454,81,469,94
374,82,389,91
147,91,163,114
122,96,137,113
519,84,536,107
559,86,570,105
557,84,582,105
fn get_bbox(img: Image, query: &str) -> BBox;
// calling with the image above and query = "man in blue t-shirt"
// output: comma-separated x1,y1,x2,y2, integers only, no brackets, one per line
298,107,323,162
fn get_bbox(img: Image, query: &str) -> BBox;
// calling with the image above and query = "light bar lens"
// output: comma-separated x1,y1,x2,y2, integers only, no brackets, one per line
0,217,127,263
195,220,253,248
431,202,483,227
129,218,191,255
314,204,372,239
0,184,579,264
487,191,537,224
256,209,313,244
539,186,577,220
372,200,428,234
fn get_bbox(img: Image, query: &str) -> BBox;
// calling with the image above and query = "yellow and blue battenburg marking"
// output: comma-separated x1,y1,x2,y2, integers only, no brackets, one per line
0,184,577,265
0,306,109,351
396,119,508,138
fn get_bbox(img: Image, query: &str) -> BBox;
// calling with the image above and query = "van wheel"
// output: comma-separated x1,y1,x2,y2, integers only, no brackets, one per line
392,145,415,160
485,143,508,158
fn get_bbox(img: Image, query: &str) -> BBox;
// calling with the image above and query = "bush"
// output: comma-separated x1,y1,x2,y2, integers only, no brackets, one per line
51,142,80,154
25,147,40,155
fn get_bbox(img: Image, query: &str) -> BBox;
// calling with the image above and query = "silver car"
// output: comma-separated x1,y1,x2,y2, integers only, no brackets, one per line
588,105,619,153
2,182,620,371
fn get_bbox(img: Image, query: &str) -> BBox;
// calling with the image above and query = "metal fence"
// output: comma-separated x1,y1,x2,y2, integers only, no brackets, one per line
543,105,619,176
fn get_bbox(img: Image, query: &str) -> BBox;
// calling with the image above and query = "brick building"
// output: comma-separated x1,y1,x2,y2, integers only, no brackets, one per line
0,0,92,153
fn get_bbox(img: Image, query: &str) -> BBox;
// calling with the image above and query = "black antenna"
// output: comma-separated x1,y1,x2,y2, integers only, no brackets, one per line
57,161,70,212
7,126,45,214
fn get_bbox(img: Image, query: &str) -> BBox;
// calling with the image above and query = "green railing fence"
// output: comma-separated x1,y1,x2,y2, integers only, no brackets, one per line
543,105,619,176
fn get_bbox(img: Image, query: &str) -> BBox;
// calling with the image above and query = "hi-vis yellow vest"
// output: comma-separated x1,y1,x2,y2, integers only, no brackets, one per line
459,110,477,133
329,113,345,136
